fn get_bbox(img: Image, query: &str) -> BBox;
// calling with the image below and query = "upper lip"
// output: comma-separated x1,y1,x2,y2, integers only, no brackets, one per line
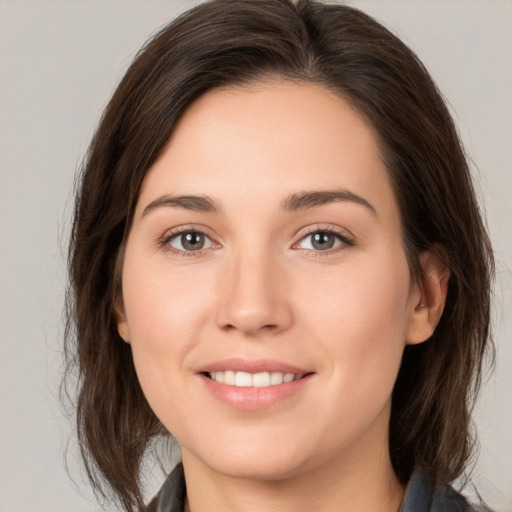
197,358,312,375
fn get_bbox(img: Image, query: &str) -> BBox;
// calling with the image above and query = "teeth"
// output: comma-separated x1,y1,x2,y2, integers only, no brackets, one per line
270,371,284,385
209,371,300,387
224,370,236,385
252,372,270,387
235,371,252,387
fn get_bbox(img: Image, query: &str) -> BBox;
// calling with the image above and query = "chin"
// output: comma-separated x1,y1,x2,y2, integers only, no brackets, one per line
189,434,317,482
209,455,312,482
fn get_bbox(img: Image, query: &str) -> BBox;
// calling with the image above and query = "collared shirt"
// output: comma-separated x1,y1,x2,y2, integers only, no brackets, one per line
145,463,474,512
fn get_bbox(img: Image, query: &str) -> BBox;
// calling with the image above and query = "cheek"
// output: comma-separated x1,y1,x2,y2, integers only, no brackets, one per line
120,248,215,407
301,248,412,391
122,247,213,344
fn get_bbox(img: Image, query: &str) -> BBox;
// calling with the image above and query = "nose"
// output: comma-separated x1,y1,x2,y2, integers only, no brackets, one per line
215,248,294,336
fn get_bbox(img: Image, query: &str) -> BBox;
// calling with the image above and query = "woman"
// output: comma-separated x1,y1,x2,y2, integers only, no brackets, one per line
64,0,494,511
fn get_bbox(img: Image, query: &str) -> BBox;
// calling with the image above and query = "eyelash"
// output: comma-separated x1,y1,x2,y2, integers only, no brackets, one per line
159,226,355,257
159,226,218,257
293,227,355,255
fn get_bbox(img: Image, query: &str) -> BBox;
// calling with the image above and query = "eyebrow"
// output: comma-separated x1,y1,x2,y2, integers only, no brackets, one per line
141,189,377,218
142,194,220,217
281,190,377,216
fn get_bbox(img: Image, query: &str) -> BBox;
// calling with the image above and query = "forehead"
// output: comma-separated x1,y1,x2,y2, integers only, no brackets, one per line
136,80,397,222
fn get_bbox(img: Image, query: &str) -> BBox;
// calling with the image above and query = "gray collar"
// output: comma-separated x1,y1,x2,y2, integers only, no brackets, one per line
149,464,470,512
399,469,470,512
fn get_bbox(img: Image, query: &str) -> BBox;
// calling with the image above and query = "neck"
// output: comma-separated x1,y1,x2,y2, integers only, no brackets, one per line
181,416,405,512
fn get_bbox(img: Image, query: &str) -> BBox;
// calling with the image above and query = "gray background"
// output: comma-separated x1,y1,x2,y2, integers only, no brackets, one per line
0,1,510,511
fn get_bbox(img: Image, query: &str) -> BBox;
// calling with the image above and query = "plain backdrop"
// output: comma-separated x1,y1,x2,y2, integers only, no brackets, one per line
0,1,511,511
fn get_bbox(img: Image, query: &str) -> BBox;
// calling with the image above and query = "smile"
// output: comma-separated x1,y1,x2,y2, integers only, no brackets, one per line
207,371,304,387
198,359,314,409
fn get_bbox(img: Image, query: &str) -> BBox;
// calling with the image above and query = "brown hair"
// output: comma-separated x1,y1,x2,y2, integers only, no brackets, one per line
64,0,494,510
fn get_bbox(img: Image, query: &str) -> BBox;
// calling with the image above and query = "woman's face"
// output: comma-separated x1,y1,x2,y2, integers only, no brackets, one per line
117,81,425,480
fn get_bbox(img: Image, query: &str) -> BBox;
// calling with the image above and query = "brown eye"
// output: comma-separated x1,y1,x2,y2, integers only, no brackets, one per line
297,230,351,252
168,231,212,252
311,232,336,250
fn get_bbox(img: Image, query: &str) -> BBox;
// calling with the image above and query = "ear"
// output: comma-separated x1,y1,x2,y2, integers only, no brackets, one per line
114,296,131,344
405,249,450,345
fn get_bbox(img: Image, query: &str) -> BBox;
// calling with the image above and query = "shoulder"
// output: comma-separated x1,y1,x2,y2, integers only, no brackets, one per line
141,463,186,512
432,484,471,512
400,468,489,512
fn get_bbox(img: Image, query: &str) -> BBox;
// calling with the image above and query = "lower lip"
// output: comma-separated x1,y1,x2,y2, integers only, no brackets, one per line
199,374,313,410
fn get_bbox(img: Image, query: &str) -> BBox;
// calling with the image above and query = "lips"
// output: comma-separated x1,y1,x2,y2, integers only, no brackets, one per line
197,358,314,410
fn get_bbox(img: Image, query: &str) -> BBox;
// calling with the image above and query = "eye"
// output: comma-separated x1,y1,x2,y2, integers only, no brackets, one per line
296,230,353,252
167,230,214,252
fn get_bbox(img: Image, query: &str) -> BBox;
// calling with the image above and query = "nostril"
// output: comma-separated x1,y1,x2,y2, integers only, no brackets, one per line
221,321,279,334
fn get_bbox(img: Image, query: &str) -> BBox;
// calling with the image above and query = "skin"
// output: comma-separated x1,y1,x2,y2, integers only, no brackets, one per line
116,81,448,512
